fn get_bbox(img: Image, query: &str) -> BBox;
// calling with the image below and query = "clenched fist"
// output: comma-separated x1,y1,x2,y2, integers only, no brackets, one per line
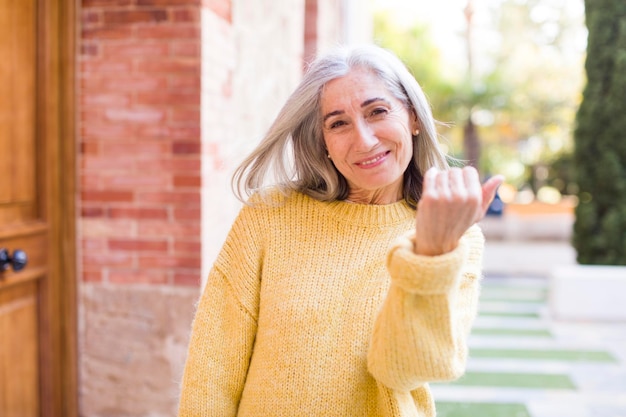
414,167,504,256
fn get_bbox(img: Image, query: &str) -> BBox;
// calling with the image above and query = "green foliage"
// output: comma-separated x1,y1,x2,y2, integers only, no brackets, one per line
573,0,626,264
373,2,584,187
372,12,457,120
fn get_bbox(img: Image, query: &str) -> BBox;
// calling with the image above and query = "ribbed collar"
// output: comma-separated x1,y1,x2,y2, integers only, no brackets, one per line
300,192,415,227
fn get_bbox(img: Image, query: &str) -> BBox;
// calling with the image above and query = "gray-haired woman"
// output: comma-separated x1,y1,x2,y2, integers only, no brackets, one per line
178,44,503,417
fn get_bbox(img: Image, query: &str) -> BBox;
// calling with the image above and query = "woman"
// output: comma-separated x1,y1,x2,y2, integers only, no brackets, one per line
178,44,503,416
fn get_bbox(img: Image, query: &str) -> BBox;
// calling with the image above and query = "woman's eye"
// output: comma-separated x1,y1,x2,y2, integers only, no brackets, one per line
329,120,346,129
370,108,388,117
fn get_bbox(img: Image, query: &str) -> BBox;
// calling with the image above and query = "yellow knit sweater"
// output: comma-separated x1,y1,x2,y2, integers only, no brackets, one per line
178,191,484,416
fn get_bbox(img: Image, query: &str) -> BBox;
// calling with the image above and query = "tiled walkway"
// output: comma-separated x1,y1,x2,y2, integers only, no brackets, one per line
432,275,626,417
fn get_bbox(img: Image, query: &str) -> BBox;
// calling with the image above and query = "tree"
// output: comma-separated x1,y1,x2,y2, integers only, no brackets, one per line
573,0,626,265
373,0,585,189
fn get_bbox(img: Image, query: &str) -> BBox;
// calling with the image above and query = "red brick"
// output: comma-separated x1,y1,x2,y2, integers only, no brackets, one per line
139,255,200,268
82,122,136,140
136,157,200,172
102,42,169,57
170,108,200,124
136,25,199,40
82,206,105,218
83,0,132,6
83,238,107,251
171,8,200,22
82,155,138,171
173,175,200,187
170,41,200,57
82,26,134,40
100,141,171,157
173,208,201,220
81,59,134,74
108,239,168,252
173,240,201,253
81,10,102,25
103,10,168,25
137,221,200,238
84,75,168,93
80,109,107,125
83,270,103,283
168,75,200,90
172,141,200,154
101,174,171,189
81,91,132,107
109,207,169,220
135,58,199,75
136,125,200,140
138,191,200,205
82,190,134,203
81,141,99,155
81,43,99,57
81,219,137,238
109,269,169,285
137,0,200,5
84,252,134,268
81,174,101,190
173,272,201,286
105,107,166,124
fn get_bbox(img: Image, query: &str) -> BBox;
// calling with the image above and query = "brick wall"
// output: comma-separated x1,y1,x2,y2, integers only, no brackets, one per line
80,1,202,287
79,1,203,415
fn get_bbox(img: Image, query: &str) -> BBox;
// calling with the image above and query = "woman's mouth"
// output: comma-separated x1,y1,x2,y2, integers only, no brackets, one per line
355,151,390,168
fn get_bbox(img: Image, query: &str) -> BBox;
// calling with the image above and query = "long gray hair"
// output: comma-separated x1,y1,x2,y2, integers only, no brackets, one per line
232,44,449,208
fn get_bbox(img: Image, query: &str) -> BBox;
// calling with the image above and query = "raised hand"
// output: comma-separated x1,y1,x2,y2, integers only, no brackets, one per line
414,167,504,256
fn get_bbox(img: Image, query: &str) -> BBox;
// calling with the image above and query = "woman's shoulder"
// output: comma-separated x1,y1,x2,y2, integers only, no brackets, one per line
245,186,306,208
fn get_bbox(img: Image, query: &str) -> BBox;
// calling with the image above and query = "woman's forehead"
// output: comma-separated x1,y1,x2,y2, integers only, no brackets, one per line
320,69,396,110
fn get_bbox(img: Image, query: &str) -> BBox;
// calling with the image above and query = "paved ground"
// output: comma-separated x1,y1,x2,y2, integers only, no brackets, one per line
430,241,626,417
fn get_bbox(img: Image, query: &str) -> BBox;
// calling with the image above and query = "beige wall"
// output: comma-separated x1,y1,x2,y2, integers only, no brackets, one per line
201,0,307,282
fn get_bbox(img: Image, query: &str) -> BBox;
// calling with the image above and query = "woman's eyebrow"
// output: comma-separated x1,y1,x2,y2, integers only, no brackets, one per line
361,97,390,107
323,97,391,123
323,109,344,123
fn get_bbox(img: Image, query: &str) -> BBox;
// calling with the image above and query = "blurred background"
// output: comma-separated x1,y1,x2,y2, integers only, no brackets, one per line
2,1,625,417
373,0,585,210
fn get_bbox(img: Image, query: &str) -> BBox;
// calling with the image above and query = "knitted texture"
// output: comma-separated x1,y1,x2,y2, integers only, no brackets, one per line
178,191,485,416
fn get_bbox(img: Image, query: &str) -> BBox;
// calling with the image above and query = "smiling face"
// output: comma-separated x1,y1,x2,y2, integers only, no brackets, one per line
321,68,417,204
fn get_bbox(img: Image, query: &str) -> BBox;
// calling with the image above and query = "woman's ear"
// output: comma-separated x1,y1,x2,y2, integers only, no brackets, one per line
411,110,420,135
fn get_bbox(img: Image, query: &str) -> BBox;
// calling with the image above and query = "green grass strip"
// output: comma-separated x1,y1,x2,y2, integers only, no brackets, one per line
436,402,531,417
470,348,617,362
471,327,552,337
452,371,575,389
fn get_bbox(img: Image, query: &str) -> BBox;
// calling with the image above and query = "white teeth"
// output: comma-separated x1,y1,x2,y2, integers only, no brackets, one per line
359,154,385,166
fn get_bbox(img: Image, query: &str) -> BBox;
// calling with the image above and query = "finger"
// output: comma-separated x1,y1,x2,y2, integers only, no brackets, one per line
422,167,439,197
480,175,505,214
449,168,467,199
462,166,481,199
436,169,451,199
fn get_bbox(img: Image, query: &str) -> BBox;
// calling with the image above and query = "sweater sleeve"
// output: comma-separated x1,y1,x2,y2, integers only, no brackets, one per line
367,224,484,392
178,205,263,416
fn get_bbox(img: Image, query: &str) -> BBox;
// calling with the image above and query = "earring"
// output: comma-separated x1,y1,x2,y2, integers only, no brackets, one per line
327,154,331,159
413,129,420,136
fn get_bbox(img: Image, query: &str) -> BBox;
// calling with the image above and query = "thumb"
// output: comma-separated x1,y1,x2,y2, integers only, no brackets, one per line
480,175,505,215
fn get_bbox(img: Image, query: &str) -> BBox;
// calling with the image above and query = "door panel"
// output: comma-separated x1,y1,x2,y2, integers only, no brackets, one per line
0,0,37,216
0,280,40,417
0,0,49,416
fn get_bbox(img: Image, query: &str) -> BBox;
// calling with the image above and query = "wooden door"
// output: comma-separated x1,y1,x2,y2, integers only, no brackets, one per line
0,1,77,416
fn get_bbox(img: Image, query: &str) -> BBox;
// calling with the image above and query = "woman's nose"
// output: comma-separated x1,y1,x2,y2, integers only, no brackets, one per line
353,119,378,150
